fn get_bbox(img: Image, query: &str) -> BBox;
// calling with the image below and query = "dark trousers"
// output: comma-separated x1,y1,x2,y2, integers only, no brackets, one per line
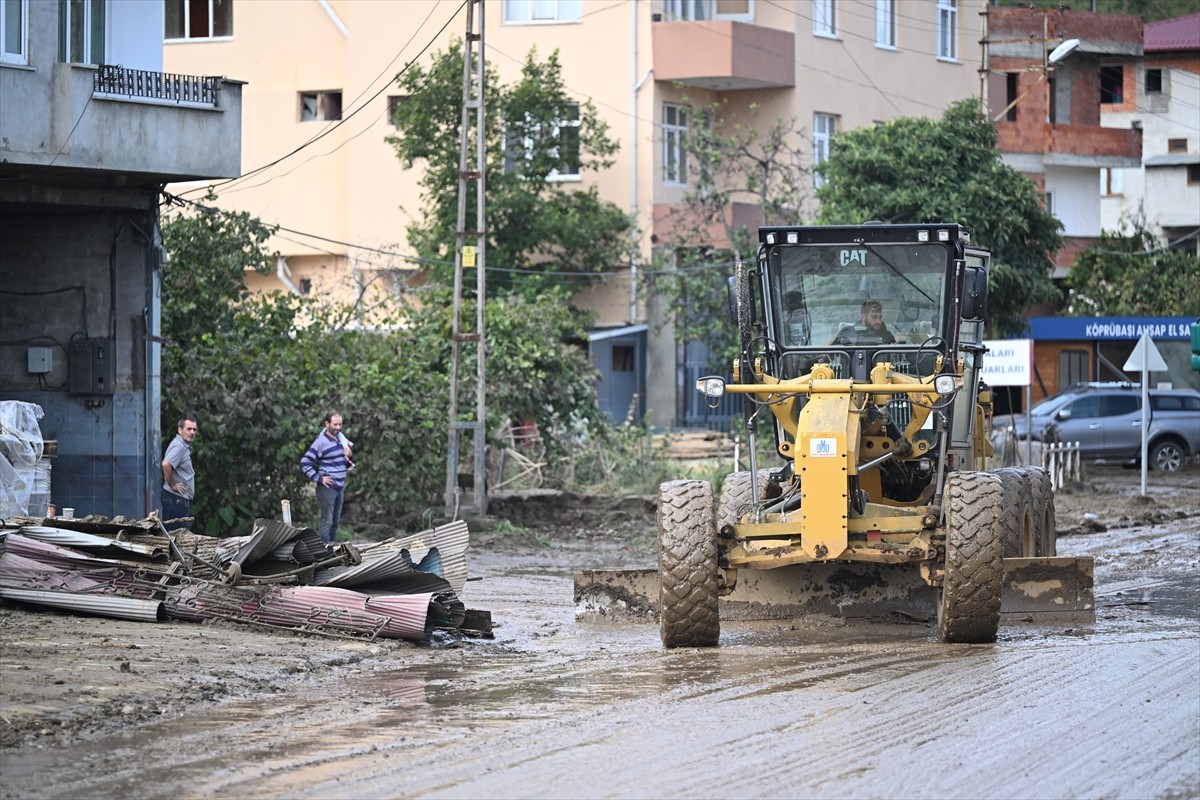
161,488,192,530
315,483,345,544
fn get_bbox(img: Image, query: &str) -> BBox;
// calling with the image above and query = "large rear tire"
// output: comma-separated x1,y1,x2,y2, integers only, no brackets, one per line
1017,465,1056,557
658,480,720,648
716,470,776,534
989,467,1033,558
937,471,1004,644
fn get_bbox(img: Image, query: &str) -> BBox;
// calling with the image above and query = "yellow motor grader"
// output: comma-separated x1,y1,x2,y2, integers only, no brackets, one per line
579,222,1093,646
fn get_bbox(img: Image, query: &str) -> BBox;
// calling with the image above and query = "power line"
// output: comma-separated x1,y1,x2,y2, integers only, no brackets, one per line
176,0,468,199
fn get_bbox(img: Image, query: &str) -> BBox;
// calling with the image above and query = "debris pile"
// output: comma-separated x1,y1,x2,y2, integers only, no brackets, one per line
0,515,486,641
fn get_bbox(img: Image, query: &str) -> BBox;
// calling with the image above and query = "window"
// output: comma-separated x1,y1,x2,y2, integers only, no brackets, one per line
504,103,581,180
1004,72,1019,121
1145,68,1162,94
1168,138,1187,154
613,345,635,373
1189,164,1200,186
298,278,312,296
1100,65,1124,104
663,103,689,186
1151,394,1200,412
937,0,957,60
60,0,104,65
300,91,342,122
1100,168,1124,196
1,0,28,64
503,0,581,24
1102,395,1139,417
664,0,752,21
1058,351,1088,388
165,0,232,40
875,0,895,48
814,0,836,38
813,113,836,188
1044,190,1054,214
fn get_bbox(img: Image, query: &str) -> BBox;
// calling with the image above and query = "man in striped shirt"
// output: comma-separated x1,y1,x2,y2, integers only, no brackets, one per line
300,411,350,544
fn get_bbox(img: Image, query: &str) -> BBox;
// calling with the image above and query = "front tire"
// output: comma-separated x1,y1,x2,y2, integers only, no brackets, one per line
658,480,720,648
937,472,1004,644
716,470,777,534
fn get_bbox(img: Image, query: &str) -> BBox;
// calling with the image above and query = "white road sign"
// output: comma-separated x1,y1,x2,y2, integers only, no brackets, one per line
982,339,1033,387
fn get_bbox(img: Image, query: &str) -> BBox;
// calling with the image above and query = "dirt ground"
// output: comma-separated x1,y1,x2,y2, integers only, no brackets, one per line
0,462,1197,757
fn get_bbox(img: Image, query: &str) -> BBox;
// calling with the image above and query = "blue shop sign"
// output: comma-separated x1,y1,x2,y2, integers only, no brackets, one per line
1027,316,1195,341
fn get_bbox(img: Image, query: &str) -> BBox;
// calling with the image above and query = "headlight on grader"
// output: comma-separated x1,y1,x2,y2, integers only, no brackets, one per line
697,376,726,398
934,374,957,395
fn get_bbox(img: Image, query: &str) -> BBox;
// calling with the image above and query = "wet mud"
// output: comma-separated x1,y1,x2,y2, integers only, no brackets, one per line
1,464,1197,799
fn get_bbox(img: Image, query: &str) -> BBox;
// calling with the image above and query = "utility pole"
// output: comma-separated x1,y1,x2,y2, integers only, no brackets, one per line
444,0,488,517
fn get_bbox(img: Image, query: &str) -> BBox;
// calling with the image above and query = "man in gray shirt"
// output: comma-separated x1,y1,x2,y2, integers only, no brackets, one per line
162,416,197,528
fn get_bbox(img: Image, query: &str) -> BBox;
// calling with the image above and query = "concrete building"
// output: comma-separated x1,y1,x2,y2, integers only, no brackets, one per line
1100,11,1200,253
162,0,987,429
985,5,1144,279
0,0,242,517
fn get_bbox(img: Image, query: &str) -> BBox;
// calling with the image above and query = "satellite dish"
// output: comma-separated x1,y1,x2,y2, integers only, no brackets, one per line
1049,38,1081,64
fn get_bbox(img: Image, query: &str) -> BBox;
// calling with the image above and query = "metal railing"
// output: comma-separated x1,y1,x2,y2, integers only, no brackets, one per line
1042,441,1082,490
93,64,224,107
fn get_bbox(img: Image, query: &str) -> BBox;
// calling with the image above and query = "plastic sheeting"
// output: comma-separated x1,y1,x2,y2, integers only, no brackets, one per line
0,402,44,518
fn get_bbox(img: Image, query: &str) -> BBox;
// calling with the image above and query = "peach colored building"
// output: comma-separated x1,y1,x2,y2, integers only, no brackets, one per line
165,0,986,428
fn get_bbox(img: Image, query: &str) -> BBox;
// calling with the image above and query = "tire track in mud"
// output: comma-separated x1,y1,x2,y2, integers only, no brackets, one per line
4,524,1198,800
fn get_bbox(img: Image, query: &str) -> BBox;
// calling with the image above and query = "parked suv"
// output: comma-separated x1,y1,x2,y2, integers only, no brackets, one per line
992,383,1200,472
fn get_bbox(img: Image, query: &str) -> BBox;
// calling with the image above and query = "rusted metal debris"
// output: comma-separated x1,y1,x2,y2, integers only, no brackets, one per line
0,514,490,642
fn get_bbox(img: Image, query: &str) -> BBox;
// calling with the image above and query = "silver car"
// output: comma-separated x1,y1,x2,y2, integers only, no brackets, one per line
993,384,1200,472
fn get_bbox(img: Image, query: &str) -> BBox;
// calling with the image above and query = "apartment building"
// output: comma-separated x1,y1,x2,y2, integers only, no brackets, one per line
985,5,1144,279
1100,11,1200,253
164,0,986,429
0,0,242,517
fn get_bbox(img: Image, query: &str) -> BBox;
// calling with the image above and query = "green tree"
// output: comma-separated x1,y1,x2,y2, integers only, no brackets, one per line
816,99,1063,336
1065,211,1200,316
159,192,276,349
650,100,811,373
387,41,631,300
160,199,609,535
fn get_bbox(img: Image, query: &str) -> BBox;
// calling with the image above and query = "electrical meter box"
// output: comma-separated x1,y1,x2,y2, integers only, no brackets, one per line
69,339,115,395
27,347,53,374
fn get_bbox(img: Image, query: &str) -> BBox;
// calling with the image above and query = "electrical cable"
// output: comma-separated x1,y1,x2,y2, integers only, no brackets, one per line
175,0,468,199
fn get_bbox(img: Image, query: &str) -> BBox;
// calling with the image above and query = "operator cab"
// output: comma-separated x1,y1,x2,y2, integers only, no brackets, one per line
758,224,978,383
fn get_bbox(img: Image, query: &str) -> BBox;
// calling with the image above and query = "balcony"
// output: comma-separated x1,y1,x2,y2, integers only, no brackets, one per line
1045,124,1142,168
652,20,794,91
0,63,242,183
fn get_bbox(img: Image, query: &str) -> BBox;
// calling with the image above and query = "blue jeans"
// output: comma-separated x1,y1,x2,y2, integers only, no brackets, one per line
161,489,191,531
315,483,344,544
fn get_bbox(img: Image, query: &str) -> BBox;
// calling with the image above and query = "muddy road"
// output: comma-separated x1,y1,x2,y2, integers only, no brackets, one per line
1,465,1198,799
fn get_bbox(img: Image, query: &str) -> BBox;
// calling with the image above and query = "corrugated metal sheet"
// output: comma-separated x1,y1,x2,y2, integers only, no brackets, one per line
0,588,164,621
229,519,329,567
5,525,167,559
329,521,470,594
1,515,479,642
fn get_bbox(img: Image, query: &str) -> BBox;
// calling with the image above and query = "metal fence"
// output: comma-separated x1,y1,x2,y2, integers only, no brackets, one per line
93,65,224,107
1042,441,1082,490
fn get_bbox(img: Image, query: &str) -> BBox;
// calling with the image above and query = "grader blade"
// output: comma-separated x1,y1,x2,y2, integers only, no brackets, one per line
575,556,1094,625
1000,556,1095,622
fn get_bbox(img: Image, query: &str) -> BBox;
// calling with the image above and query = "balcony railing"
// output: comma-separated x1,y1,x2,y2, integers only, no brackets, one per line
93,65,225,108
